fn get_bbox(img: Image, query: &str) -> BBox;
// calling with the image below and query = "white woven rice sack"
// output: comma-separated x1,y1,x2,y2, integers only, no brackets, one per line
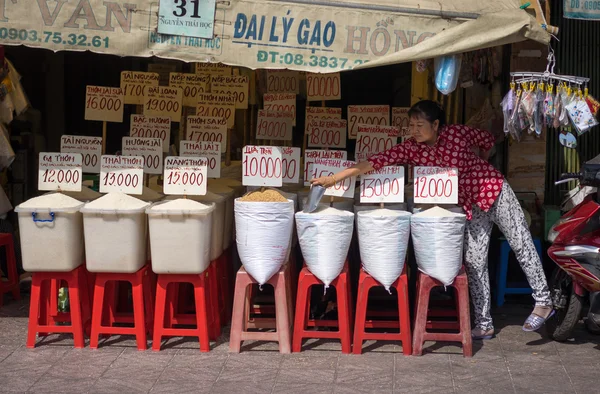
411,206,466,286
235,199,294,285
357,209,411,291
296,206,354,288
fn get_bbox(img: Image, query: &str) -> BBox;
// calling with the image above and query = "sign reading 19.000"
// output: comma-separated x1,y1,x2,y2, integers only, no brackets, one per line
158,0,217,39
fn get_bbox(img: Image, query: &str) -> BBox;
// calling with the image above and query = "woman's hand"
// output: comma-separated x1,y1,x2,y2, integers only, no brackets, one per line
310,175,337,188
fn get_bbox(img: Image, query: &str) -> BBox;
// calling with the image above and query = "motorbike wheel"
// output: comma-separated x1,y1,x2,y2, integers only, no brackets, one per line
546,267,583,341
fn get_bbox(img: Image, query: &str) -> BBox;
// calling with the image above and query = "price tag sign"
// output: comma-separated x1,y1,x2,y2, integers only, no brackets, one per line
180,140,221,178
360,166,405,203
84,86,124,123
392,107,410,141
157,0,216,39
305,107,342,135
60,135,102,173
186,116,227,151
195,63,232,75
309,159,356,199
130,115,171,153
196,93,236,128
307,119,347,149
306,73,341,101
264,93,296,126
100,155,144,195
281,147,301,184
143,86,183,122
303,149,347,186
120,72,159,105
348,105,390,139
38,153,82,192
355,125,399,161
266,70,300,94
413,167,459,204
163,156,208,195
122,137,163,175
169,73,209,107
256,110,294,141
242,145,283,187
210,75,249,109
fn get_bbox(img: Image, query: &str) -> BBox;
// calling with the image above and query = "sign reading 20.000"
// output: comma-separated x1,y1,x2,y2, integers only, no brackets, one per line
158,0,217,39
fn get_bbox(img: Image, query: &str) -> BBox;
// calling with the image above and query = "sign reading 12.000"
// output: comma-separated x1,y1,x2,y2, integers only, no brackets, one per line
158,0,217,39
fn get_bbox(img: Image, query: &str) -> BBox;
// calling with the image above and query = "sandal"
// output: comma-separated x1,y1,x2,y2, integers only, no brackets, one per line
522,310,556,332
472,327,495,340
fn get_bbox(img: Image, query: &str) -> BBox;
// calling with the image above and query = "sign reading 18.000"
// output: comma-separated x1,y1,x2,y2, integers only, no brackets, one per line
158,0,217,39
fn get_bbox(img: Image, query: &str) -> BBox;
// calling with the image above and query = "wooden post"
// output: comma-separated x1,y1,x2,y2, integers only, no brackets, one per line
226,128,232,166
102,121,107,154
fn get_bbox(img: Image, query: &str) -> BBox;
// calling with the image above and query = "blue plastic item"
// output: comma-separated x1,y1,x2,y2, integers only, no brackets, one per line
434,55,462,95
495,238,542,307
31,212,55,223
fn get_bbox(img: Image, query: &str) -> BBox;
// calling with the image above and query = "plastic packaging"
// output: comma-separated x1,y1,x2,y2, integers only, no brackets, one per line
434,55,462,95
566,96,599,135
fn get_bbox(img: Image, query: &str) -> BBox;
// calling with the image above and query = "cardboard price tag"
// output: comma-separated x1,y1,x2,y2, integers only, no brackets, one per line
210,75,249,109
281,147,301,184
256,110,294,141
392,107,410,141
194,63,232,75
360,166,405,203
306,73,341,101
120,71,159,105
413,167,459,204
169,73,210,107
130,115,171,153
38,153,83,192
179,140,221,178
242,145,283,187
122,137,163,175
348,105,390,139
84,86,124,123
163,156,208,196
303,149,347,186
307,118,347,149
100,155,144,195
266,70,300,94
60,135,102,174
309,159,356,199
264,93,296,126
186,116,227,152
355,125,398,161
196,93,236,128
143,86,183,122
305,107,342,135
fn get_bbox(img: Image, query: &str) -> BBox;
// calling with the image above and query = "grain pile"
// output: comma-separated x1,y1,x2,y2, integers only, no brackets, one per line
240,189,288,202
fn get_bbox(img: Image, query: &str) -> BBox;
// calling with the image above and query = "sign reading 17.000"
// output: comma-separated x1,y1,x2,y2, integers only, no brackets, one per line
158,0,217,39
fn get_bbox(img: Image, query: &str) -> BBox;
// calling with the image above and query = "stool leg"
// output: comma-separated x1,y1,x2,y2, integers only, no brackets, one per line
412,279,433,356
6,240,19,301
397,275,412,356
195,275,211,353
292,271,309,353
152,277,168,352
352,273,369,355
90,278,106,350
49,279,59,318
68,273,85,349
336,274,352,355
496,242,510,307
273,271,291,354
143,272,154,337
457,279,473,358
38,279,52,337
26,275,43,348
229,275,248,353
131,276,147,351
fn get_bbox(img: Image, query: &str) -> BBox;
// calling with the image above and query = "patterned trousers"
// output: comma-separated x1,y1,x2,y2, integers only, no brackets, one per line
464,182,552,330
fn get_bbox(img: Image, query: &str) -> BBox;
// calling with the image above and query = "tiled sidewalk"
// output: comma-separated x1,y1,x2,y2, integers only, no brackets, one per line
0,297,598,393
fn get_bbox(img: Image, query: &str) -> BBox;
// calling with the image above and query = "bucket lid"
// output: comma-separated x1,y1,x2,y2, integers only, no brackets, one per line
15,193,84,213
80,192,150,214
147,198,215,215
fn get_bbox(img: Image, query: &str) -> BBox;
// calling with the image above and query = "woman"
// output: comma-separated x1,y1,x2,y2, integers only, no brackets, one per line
311,100,553,339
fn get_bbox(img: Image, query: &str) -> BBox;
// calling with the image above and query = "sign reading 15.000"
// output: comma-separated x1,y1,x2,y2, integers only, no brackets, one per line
158,0,217,39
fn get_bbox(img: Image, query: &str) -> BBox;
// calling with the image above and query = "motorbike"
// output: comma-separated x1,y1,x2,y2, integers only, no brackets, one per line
545,157,600,341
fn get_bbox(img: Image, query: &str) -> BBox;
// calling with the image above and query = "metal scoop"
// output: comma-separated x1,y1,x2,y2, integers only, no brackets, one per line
303,184,326,213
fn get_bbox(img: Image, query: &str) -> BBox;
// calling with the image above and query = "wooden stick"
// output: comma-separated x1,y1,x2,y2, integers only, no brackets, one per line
102,121,107,154
226,128,232,166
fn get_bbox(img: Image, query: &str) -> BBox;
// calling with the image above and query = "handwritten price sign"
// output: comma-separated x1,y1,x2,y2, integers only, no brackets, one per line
211,75,249,109
120,71,159,105
281,147,301,184
310,158,356,199
130,115,171,153
186,116,227,152
196,93,236,128
242,145,283,187
169,73,209,107
60,136,102,174
264,93,296,126
100,155,144,195
392,107,410,141
307,119,347,149
348,105,390,139
306,73,341,101
38,153,82,192
143,86,183,122
360,166,405,203
194,63,232,75
266,70,300,94
256,110,294,141
163,156,208,196
179,140,221,178
305,106,342,135
303,149,347,186
413,167,459,204
84,86,124,123
122,137,163,175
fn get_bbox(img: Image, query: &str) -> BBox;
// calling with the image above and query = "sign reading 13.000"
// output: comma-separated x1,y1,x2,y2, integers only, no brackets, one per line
158,0,217,39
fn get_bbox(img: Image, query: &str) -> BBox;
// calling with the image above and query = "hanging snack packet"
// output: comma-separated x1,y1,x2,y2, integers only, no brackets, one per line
553,90,562,129
520,88,535,134
533,88,545,136
559,89,571,127
544,85,555,126
501,88,516,135
566,96,599,135
585,94,600,117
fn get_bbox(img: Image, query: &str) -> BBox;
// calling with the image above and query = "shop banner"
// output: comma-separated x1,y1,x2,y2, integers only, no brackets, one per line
564,0,600,19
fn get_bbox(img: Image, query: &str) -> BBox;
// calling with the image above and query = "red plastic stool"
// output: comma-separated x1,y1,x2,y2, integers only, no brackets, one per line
229,264,293,353
412,267,472,357
352,267,411,355
0,233,20,306
26,265,91,348
292,262,353,354
89,265,154,351
216,252,231,325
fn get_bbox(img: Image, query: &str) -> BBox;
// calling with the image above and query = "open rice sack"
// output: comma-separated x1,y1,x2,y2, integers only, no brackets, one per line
234,191,294,285
411,206,466,286
357,209,411,291
295,206,354,288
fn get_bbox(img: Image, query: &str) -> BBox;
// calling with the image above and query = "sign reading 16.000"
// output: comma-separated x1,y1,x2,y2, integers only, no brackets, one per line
158,0,217,39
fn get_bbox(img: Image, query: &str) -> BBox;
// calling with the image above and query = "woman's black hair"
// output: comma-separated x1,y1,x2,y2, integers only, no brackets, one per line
407,100,446,128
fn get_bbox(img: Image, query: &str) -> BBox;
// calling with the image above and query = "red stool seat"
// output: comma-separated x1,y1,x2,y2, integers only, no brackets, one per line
412,267,472,357
229,264,293,353
89,265,154,351
0,233,20,306
292,262,352,354
353,267,411,355
27,265,91,348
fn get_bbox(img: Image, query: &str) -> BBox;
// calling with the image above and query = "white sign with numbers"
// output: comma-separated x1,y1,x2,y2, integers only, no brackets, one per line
163,156,208,196
392,107,411,141
307,119,347,149
242,145,283,187
266,70,300,94
143,86,183,122
122,137,163,175
196,93,236,128
186,116,227,151
179,141,221,178
413,167,459,204
306,73,341,101
347,105,390,139
305,107,342,135
60,136,102,173
264,93,297,126
100,155,144,195
85,86,124,123
309,159,356,199
360,166,405,203
281,147,301,184
130,115,171,152
256,110,294,141
210,75,249,109
38,153,82,192
303,149,347,186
